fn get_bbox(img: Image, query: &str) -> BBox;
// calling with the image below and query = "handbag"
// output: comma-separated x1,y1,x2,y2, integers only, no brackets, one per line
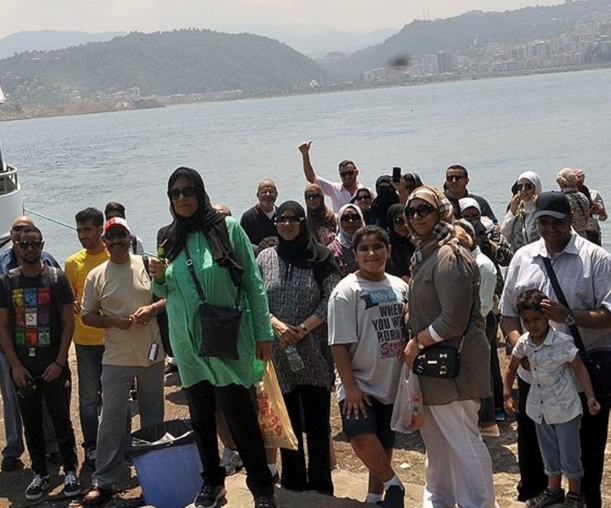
542,257,611,398
412,337,465,379
184,244,243,360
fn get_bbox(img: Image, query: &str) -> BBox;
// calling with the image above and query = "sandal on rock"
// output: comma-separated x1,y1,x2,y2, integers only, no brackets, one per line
83,486,114,506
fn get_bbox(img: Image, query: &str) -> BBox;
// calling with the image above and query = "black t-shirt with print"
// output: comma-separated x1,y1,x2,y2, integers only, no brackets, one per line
0,265,74,373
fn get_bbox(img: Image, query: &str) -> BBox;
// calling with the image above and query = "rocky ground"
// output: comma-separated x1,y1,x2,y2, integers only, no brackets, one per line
1,343,609,508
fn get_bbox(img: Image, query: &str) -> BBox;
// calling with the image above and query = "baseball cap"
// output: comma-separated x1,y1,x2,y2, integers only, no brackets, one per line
104,217,131,235
533,191,571,220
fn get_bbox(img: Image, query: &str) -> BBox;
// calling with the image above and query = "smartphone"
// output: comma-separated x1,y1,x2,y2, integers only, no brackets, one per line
392,166,401,183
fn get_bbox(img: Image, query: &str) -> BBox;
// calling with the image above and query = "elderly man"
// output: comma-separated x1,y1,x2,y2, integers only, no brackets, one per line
81,218,165,506
299,141,362,212
501,192,611,508
240,179,279,246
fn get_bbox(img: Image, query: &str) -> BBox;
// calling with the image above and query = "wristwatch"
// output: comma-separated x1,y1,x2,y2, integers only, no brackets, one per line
299,323,310,334
565,311,576,327
413,336,426,350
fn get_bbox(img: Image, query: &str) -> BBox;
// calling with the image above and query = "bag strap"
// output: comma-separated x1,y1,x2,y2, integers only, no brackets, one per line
183,243,242,307
541,257,586,353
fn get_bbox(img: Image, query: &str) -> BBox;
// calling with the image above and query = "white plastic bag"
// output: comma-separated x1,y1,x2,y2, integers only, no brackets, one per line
391,363,423,434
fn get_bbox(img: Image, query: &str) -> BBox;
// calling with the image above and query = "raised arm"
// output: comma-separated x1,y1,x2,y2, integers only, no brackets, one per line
298,141,316,184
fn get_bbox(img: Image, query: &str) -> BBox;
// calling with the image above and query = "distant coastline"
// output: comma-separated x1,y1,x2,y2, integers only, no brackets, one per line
1,63,610,123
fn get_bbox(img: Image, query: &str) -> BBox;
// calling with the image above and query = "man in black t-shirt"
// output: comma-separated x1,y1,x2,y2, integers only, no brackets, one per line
240,179,279,246
0,226,80,502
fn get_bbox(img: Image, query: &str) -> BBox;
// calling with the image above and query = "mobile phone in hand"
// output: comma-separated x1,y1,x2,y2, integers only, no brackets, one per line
392,167,401,183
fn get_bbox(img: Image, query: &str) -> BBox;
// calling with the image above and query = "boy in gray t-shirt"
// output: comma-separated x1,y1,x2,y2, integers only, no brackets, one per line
328,226,408,508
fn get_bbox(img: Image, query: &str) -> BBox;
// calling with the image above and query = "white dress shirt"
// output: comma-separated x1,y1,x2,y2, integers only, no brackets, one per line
314,175,362,212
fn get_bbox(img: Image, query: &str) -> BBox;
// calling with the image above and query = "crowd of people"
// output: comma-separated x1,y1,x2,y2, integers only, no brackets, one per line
0,141,610,508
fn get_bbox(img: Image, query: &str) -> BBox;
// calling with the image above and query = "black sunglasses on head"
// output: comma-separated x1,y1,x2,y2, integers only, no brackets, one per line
18,240,42,250
167,186,197,200
405,203,436,219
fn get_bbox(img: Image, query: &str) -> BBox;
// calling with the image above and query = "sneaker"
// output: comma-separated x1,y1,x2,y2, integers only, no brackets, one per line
563,492,585,508
194,484,227,508
220,448,243,476
84,448,97,469
63,470,81,497
25,474,50,501
382,485,405,508
495,408,506,422
254,494,277,508
1,456,23,471
526,488,565,508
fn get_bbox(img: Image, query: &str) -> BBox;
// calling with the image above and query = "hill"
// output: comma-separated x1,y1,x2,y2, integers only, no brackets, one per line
324,0,611,78
0,30,126,60
0,29,325,98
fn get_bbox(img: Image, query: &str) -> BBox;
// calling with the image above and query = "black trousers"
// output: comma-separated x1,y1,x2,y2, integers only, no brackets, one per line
185,380,273,497
16,368,77,476
280,385,333,495
486,312,504,410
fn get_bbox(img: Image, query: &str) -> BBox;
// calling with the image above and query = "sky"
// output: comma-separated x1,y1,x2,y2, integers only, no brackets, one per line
0,0,563,39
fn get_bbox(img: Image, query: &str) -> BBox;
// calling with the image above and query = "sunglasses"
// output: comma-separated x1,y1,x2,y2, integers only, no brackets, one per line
393,217,406,225
517,183,534,191
105,230,129,241
306,193,322,200
167,186,197,200
340,170,356,178
356,194,372,201
11,224,26,232
18,240,42,250
340,214,362,223
447,175,466,182
275,216,303,225
405,203,436,218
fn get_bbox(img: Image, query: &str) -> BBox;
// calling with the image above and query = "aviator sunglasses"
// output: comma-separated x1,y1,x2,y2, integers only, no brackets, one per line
167,186,197,200
18,240,42,250
405,203,436,219
447,174,466,182
340,170,356,178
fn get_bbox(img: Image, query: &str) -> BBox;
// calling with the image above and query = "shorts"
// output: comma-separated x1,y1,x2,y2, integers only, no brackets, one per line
339,396,395,449
535,415,583,480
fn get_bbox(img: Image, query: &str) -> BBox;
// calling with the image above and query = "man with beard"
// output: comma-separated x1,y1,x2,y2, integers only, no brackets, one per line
444,165,498,225
64,208,109,469
0,226,79,501
240,179,280,247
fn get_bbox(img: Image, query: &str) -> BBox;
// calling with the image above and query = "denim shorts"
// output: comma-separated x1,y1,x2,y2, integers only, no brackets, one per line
535,415,583,479
339,396,395,449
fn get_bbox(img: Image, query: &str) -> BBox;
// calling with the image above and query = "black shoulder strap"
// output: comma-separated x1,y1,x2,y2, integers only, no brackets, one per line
541,256,586,353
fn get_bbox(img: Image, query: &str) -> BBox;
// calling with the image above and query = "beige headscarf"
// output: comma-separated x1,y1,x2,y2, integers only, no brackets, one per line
556,168,579,189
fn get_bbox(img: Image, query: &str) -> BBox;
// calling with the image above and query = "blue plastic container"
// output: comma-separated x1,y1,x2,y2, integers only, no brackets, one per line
131,419,203,508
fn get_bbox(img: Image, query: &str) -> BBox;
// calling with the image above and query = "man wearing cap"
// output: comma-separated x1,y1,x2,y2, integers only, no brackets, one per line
81,218,165,506
500,191,611,508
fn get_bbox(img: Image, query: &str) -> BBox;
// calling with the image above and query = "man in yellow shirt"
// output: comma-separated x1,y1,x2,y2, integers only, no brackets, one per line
64,208,109,469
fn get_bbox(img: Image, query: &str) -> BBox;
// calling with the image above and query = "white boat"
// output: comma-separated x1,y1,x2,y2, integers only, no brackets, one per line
0,82,23,251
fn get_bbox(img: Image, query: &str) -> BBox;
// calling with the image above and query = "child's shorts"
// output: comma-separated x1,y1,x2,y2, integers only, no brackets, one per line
339,396,395,449
535,415,583,479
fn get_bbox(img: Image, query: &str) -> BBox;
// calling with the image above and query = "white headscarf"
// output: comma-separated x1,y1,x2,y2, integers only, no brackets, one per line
518,171,542,195
337,203,365,249
459,197,481,214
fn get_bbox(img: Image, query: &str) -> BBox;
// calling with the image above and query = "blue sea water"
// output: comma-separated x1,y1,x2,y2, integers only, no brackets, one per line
1,68,610,261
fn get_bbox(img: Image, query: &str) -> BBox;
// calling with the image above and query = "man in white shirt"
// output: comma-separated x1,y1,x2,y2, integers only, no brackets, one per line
299,141,362,212
500,191,611,508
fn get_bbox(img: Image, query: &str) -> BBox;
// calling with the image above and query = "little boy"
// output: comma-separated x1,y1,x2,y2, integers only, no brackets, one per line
328,226,408,508
504,289,600,508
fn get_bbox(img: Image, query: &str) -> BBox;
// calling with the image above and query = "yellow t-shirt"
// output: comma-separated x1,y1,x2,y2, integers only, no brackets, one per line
82,255,164,367
64,248,110,346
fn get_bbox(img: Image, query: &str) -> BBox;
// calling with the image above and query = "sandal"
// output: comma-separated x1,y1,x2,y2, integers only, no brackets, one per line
82,485,114,506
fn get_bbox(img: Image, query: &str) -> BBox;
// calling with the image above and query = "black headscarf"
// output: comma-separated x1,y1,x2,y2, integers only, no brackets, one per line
386,204,414,278
165,167,243,285
275,201,340,283
371,175,399,229
403,172,424,189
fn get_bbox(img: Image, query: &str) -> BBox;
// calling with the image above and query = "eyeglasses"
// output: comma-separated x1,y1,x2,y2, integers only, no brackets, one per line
340,170,356,178
305,193,322,200
259,189,277,196
105,230,129,241
18,240,42,250
517,183,534,191
275,216,303,225
393,217,406,225
405,203,436,218
11,224,26,232
447,174,466,182
356,194,372,201
340,214,362,223
167,186,197,200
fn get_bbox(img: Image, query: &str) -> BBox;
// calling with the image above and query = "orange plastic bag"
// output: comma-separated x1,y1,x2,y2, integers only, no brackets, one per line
256,361,298,450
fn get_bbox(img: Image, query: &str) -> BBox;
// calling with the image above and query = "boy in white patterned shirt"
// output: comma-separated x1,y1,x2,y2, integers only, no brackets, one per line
504,289,600,508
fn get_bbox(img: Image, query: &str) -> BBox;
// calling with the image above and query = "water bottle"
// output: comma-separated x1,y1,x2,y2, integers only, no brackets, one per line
285,345,305,372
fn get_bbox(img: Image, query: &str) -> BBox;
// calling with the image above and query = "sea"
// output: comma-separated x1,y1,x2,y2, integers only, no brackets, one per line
1,68,611,261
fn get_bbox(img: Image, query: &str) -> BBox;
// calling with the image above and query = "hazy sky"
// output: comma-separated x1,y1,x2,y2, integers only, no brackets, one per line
0,0,562,39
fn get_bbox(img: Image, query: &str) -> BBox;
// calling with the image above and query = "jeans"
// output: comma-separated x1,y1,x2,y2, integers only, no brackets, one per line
281,386,333,495
75,344,104,451
536,416,583,479
185,380,273,498
16,368,77,475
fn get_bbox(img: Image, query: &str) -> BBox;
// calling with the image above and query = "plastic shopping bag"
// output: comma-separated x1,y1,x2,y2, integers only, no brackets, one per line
256,361,299,450
391,363,423,434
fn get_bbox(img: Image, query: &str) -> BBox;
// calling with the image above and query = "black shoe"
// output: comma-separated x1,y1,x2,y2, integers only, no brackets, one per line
25,474,50,501
254,494,277,508
84,448,97,469
47,451,61,465
382,485,405,508
525,488,565,508
194,484,227,508
1,456,23,472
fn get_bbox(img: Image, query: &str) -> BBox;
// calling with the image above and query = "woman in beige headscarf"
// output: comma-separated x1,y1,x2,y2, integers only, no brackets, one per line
556,168,590,238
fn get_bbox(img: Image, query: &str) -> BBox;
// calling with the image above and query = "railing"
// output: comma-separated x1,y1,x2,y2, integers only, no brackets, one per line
0,164,18,196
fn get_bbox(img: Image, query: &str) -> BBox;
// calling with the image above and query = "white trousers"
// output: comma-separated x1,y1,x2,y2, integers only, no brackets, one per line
420,400,498,508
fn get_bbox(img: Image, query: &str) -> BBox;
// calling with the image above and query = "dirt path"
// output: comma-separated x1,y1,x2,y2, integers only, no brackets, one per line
1,344,609,508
